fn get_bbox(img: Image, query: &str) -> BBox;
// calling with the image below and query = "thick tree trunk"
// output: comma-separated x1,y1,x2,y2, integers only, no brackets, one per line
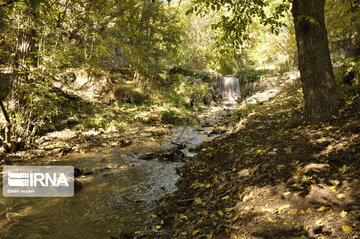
292,0,339,123
10,11,36,108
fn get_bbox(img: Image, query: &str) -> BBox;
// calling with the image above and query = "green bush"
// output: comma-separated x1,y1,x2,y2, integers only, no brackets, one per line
114,84,147,105
161,110,180,124
235,68,274,84
12,78,70,137
165,74,212,109
78,114,108,131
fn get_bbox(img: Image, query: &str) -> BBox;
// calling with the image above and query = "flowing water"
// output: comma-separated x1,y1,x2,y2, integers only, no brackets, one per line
0,105,234,239
216,76,241,102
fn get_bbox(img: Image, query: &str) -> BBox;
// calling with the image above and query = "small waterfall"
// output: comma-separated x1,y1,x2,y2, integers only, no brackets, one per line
216,76,241,102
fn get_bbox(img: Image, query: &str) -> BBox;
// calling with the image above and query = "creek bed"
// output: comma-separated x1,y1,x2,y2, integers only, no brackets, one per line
0,105,234,239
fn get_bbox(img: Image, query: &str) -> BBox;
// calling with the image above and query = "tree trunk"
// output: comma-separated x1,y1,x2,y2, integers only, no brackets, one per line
10,11,36,108
0,100,12,153
292,0,339,123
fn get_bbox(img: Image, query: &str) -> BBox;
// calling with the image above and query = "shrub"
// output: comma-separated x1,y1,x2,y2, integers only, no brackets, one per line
161,110,180,124
236,68,274,84
113,84,147,105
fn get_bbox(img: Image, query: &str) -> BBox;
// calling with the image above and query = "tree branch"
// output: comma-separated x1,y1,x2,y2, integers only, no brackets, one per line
0,0,19,10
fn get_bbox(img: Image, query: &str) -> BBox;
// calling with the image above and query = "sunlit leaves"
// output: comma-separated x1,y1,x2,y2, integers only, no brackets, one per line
188,0,291,49
23,0,47,9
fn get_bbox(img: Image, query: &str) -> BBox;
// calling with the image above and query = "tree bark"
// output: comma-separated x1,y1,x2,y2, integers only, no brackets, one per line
292,0,339,123
0,100,12,152
10,10,36,108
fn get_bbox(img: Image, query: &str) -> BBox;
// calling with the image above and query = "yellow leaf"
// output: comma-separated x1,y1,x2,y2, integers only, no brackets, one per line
222,195,230,200
306,208,312,214
194,197,202,204
151,214,157,218
160,220,164,225
340,210,347,218
342,225,352,233
225,207,235,212
267,217,278,223
317,206,329,212
336,193,345,199
192,230,200,236
278,204,290,212
155,225,161,230
288,209,298,215
206,232,213,239
178,214,188,220
218,210,224,216
206,183,211,188
339,165,349,173
230,233,237,239
346,100,353,105
300,210,305,214
232,212,240,222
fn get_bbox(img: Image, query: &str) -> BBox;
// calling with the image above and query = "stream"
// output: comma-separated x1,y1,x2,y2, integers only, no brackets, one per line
0,104,237,239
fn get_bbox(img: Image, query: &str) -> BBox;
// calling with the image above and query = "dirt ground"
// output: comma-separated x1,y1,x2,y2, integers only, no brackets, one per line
144,81,360,239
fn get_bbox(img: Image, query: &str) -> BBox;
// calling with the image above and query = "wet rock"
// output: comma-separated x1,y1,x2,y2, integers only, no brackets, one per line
119,138,132,147
139,147,187,162
74,167,83,178
139,152,157,161
210,126,227,134
74,180,82,192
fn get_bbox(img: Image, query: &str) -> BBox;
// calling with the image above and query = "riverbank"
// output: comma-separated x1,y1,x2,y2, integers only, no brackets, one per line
144,79,360,238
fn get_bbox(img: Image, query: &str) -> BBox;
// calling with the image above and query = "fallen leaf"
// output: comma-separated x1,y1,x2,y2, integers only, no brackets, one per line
339,165,349,173
218,210,224,216
336,193,345,199
201,210,208,216
288,209,298,215
232,212,240,222
222,195,230,200
230,233,237,239
178,214,188,220
267,217,278,223
278,204,290,212
192,230,200,236
194,198,202,204
340,210,347,218
225,207,235,212
306,208,312,214
150,214,157,218
342,225,352,233
317,206,329,212
155,225,161,230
